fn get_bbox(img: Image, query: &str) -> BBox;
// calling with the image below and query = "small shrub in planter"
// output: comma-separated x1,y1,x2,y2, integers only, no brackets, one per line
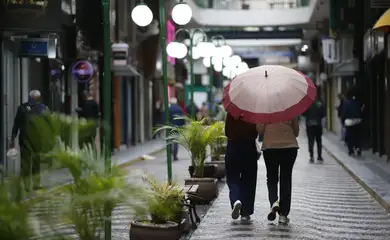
130,176,185,240
156,117,225,203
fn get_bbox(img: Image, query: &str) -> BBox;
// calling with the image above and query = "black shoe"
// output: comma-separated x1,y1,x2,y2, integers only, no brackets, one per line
357,150,362,157
317,156,324,161
267,201,280,221
309,157,314,163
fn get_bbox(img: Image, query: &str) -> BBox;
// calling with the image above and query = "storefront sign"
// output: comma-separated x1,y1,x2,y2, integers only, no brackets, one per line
321,37,340,64
111,43,129,66
72,60,94,83
19,39,48,57
5,0,48,10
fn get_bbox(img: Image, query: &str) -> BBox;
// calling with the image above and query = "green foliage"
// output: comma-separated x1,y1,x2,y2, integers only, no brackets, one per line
155,116,226,177
24,113,97,163
137,175,185,224
210,121,227,156
0,177,35,240
42,143,146,240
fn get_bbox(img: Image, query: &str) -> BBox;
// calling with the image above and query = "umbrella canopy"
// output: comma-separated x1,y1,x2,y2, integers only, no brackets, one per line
223,65,316,123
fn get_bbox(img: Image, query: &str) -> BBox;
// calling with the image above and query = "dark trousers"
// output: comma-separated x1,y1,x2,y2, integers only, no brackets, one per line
20,144,41,190
225,140,258,216
263,148,297,217
306,125,322,158
172,143,179,160
346,123,362,154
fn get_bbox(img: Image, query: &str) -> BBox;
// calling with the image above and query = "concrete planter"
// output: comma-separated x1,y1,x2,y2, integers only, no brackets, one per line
205,161,226,180
211,154,225,161
130,221,179,240
184,178,218,204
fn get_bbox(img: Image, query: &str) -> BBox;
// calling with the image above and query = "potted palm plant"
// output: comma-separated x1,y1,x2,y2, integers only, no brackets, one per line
206,121,227,180
40,142,146,240
156,117,225,202
130,176,186,240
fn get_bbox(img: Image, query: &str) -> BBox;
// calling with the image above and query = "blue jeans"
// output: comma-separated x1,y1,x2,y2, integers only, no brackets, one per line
225,140,258,216
172,143,179,160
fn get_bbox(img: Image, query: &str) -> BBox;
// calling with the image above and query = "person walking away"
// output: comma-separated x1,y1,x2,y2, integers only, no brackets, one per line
337,93,346,142
302,97,325,162
77,91,100,147
225,113,259,223
185,101,199,119
341,90,363,156
10,90,49,191
168,97,185,161
257,118,299,225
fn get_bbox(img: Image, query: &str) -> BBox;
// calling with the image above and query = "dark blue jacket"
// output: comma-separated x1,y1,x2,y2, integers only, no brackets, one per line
341,99,363,121
169,104,185,126
303,100,325,126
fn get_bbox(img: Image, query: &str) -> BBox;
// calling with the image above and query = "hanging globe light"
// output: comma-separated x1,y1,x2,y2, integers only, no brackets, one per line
202,57,211,68
131,3,153,27
219,45,233,58
166,42,188,59
172,1,192,25
191,46,201,60
197,42,216,58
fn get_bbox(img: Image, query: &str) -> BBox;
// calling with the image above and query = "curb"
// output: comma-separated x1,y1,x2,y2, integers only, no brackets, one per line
28,146,166,202
324,147,390,213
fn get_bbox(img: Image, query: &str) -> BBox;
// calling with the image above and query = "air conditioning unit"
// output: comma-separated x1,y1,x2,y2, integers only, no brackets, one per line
321,37,341,64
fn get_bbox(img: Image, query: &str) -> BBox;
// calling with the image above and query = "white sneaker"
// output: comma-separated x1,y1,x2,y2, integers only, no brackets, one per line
278,215,290,225
267,201,280,221
241,215,251,223
231,200,242,220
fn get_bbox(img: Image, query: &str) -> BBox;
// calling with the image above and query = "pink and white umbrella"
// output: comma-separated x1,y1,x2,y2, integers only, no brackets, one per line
223,65,316,123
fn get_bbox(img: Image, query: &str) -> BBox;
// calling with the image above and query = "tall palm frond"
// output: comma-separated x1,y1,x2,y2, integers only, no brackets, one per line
155,116,226,177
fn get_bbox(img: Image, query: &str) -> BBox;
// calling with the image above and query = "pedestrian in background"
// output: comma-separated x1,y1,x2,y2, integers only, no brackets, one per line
225,113,259,223
168,97,185,161
257,118,299,225
337,93,346,142
10,90,49,191
341,89,363,156
302,97,326,162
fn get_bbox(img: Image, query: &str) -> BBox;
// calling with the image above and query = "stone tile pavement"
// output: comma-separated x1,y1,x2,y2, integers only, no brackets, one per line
189,136,390,240
323,132,390,212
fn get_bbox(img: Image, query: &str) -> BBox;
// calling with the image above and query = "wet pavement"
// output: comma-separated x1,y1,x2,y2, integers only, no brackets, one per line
189,136,390,240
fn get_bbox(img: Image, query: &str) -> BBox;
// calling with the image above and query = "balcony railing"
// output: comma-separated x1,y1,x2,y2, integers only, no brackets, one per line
194,0,310,10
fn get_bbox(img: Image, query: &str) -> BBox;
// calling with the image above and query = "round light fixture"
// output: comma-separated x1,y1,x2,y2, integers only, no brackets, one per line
226,55,241,68
166,42,188,59
191,46,201,60
220,45,233,58
214,62,223,72
211,56,222,66
197,42,216,58
131,3,153,27
238,62,249,70
172,2,192,25
202,57,211,68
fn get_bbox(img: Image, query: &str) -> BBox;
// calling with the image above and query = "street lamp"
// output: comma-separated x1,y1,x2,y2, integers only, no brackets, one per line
166,28,209,117
172,0,192,25
131,2,153,27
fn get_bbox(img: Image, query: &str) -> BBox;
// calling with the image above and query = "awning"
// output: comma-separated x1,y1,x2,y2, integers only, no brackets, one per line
373,9,390,31
330,59,358,77
111,64,140,77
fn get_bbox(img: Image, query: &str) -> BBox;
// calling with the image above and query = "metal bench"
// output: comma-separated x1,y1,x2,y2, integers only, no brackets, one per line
183,184,200,228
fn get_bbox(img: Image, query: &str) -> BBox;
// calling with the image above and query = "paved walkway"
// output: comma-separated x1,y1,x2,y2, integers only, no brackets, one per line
323,132,390,212
190,136,390,240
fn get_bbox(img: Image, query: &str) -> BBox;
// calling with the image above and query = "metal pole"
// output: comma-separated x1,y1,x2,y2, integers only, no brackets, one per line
208,56,213,116
102,0,112,239
159,0,173,183
189,35,195,118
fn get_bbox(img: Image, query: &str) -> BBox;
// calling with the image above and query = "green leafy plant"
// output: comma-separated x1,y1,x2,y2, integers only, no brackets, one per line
136,175,185,224
0,177,37,240
210,121,227,156
156,117,226,177
42,143,146,240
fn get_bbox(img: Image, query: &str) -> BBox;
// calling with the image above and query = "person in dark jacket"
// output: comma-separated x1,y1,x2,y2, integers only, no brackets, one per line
10,90,49,190
169,97,185,160
225,113,259,222
77,91,99,120
302,97,326,162
337,93,346,142
341,90,363,156
185,101,199,119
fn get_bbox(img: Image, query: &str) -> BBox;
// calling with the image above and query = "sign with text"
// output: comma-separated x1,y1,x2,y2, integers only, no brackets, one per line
19,39,48,57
